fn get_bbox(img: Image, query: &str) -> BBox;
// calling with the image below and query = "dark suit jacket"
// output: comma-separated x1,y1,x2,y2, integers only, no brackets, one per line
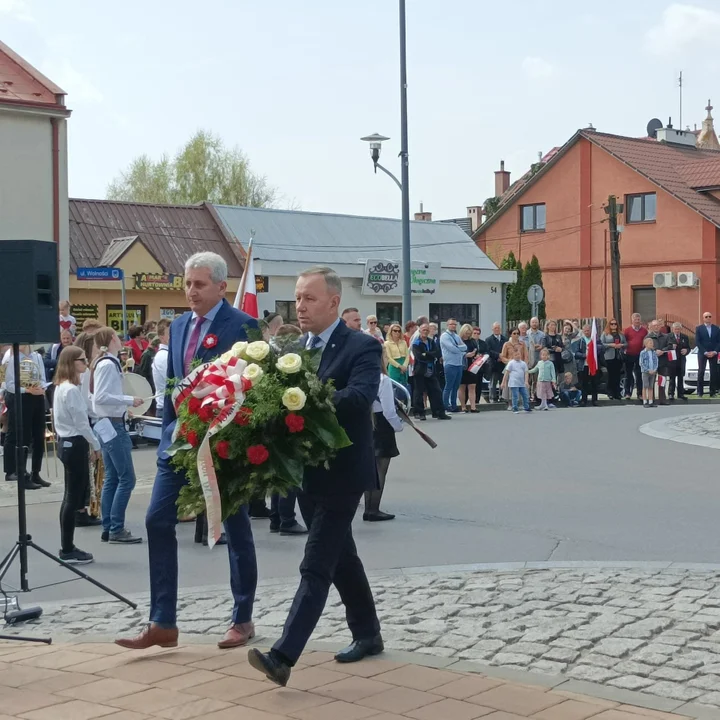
159,299,257,454
662,332,690,370
411,336,442,378
485,334,507,370
303,320,382,495
695,324,720,356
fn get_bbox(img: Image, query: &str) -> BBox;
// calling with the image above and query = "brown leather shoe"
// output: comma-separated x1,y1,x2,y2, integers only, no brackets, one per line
115,623,179,649
217,621,255,649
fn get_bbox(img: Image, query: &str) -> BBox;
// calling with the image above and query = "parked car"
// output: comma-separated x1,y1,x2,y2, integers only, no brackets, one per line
683,346,708,394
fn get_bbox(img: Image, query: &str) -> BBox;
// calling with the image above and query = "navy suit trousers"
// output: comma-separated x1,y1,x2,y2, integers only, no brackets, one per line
145,455,257,627
273,491,380,664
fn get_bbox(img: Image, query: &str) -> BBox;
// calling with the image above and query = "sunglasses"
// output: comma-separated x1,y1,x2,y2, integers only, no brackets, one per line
610,322,617,326
511,331,519,336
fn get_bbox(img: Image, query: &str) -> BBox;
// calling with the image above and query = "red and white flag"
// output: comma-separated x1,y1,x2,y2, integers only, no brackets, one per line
587,319,598,376
667,349,678,361
658,374,669,388
233,239,258,318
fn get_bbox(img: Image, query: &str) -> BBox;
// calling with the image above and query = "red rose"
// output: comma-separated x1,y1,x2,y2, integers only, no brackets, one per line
215,440,230,459
188,397,202,414
178,423,188,438
202,334,218,349
241,377,253,392
187,430,199,448
234,407,253,426
198,404,214,423
247,444,269,465
285,413,305,433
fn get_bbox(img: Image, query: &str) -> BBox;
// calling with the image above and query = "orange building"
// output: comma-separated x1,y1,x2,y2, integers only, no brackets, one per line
474,106,720,330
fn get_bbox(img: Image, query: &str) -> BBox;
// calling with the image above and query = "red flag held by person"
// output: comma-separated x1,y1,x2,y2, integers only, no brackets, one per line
587,319,598,376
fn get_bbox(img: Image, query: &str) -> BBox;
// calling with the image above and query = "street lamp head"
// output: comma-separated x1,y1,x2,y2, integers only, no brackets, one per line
361,133,390,165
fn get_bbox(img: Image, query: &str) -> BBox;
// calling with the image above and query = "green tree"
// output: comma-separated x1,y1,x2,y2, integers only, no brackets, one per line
500,251,525,321
107,130,278,207
521,254,546,320
483,196,501,221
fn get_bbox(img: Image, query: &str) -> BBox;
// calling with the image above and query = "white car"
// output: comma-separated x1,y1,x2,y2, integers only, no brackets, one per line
683,346,710,393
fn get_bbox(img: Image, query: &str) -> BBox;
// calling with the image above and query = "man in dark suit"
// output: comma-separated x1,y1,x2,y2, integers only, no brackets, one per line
116,252,259,651
666,322,690,401
248,266,383,687
696,311,720,397
486,322,507,402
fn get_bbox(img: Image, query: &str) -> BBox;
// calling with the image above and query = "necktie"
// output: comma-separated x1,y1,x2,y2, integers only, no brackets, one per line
309,335,323,350
183,316,206,375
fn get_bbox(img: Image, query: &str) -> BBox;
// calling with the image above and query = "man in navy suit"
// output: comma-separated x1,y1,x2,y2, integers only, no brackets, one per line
695,311,720,397
249,266,383,686
116,252,259,650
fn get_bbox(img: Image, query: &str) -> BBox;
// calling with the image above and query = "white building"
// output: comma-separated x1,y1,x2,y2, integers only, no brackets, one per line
0,42,71,298
212,205,516,331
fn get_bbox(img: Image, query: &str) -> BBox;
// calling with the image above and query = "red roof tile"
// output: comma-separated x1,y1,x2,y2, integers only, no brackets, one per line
677,158,720,189
0,40,65,107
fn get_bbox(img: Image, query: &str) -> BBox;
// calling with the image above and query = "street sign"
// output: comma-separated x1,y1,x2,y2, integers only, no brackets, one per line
526,284,544,304
77,267,124,281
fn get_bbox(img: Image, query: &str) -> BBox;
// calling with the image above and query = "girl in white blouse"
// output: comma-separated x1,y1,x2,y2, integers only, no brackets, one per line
53,346,100,564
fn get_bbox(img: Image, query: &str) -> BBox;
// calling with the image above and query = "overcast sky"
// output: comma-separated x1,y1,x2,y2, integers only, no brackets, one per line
3,0,720,221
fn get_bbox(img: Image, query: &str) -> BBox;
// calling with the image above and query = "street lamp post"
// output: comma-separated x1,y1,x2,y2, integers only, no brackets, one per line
360,1,412,324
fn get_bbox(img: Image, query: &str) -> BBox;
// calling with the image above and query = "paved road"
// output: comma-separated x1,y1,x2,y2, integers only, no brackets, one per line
1,404,719,605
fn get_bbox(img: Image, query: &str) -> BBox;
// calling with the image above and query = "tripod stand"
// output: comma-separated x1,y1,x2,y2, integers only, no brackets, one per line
0,343,136,643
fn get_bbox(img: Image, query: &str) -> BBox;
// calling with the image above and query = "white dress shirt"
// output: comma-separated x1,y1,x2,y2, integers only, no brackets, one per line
79,370,97,420
92,355,133,419
152,344,169,411
182,299,224,359
53,381,101,451
306,317,342,351
372,374,404,432
1,350,48,393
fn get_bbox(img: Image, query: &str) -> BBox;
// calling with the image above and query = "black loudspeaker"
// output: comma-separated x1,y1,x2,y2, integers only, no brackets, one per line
0,240,59,343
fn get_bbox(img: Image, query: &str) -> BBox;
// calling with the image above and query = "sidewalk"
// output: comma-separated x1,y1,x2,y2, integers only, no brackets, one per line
0,640,698,720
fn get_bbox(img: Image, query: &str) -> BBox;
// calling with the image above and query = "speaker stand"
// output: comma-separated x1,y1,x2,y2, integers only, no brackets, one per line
0,344,136,645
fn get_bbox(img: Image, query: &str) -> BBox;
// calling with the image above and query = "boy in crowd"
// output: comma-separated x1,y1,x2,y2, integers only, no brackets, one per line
559,371,581,407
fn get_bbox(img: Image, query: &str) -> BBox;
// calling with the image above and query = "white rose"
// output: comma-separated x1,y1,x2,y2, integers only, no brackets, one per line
243,363,263,383
276,353,302,374
245,341,270,361
231,341,248,358
282,387,307,412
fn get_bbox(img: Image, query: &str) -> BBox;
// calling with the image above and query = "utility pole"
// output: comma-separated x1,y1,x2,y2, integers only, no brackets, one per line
399,0,412,324
605,195,623,326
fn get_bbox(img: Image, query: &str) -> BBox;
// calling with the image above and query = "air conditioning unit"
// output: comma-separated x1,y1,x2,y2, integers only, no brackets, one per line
677,271,698,287
653,272,676,288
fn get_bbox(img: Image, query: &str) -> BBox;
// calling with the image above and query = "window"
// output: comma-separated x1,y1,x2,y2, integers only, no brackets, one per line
376,303,402,327
627,193,656,223
520,203,546,232
275,301,298,323
429,303,479,328
632,287,656,320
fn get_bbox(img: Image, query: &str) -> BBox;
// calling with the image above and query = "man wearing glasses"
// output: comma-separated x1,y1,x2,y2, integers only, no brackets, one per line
695,312,720,397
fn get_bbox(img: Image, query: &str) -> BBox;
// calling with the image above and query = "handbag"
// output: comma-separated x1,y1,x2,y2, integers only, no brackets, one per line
561,348,573,363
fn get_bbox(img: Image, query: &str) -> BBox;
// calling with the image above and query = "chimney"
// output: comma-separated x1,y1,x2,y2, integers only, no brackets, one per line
494,160,510,197
414,202,432,221
467,205,483,232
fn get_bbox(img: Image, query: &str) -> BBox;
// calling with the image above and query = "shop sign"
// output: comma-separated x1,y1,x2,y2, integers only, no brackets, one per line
71,304,99,322
255,275,269,293
133,273,184,290
107,306,144,333
361,260,441,296
160,308,188,320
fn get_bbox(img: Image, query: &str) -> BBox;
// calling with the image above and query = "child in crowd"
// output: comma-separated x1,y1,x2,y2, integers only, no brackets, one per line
528,347,556,410
501,347,531,414
559,372,581,407
639,336,658,408
59,300,77,337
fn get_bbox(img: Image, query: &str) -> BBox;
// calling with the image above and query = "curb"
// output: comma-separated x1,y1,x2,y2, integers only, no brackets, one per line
640,414,720,450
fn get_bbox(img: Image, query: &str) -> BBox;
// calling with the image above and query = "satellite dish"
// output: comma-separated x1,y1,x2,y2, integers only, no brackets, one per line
647,118,663,139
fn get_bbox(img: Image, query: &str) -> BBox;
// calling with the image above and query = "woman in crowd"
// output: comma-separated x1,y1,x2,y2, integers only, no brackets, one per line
543,320,565,380
601,319,627,400
458,324,479,413
499,329,527,407
91,327,143,544
561,321,579,382
384,323,409,387
124,325,147,365
365,315,385,343
53,346,101,564
403,320,417,346
365,366,403,522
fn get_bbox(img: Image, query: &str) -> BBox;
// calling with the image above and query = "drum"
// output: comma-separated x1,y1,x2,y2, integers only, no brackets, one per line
122,373,153,417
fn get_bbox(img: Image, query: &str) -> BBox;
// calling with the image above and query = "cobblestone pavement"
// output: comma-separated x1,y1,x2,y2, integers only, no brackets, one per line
7,566,720,711
669,413,720,439
0,642,696,720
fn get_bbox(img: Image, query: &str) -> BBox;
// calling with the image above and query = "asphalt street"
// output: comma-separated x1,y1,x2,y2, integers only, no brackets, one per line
0,403,718,605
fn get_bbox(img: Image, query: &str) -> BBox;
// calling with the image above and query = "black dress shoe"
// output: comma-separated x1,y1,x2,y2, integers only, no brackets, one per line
75,512,102,527
363,511,395,522
32,473,51,488
247,648,290,686
202,532,227,546
5,473,17,482
22,478,42,490
335,635,384,663
279,522,308,535
436,414,452,420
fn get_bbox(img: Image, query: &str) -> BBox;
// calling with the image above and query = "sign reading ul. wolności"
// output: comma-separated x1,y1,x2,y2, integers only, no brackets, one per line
362,259,440,296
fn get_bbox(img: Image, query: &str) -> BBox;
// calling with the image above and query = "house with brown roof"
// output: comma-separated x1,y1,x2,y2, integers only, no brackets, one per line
0,41,71,298
474,104,720,329
68,199,246,331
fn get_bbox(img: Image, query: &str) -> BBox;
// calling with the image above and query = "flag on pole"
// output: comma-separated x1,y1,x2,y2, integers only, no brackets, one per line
233,239,259,318
666,349,678,361
587,319,598,376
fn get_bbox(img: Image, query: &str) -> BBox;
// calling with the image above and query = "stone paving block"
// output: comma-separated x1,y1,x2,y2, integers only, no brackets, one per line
533,699,610,719
607,675,655,691
20,699,118,720
642,681,704,702
465,683,564,714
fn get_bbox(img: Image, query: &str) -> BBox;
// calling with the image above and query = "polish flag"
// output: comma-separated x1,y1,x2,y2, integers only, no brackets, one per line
233,240,258,318
587,319,598,376
658,374,669,388
667,349,678,361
